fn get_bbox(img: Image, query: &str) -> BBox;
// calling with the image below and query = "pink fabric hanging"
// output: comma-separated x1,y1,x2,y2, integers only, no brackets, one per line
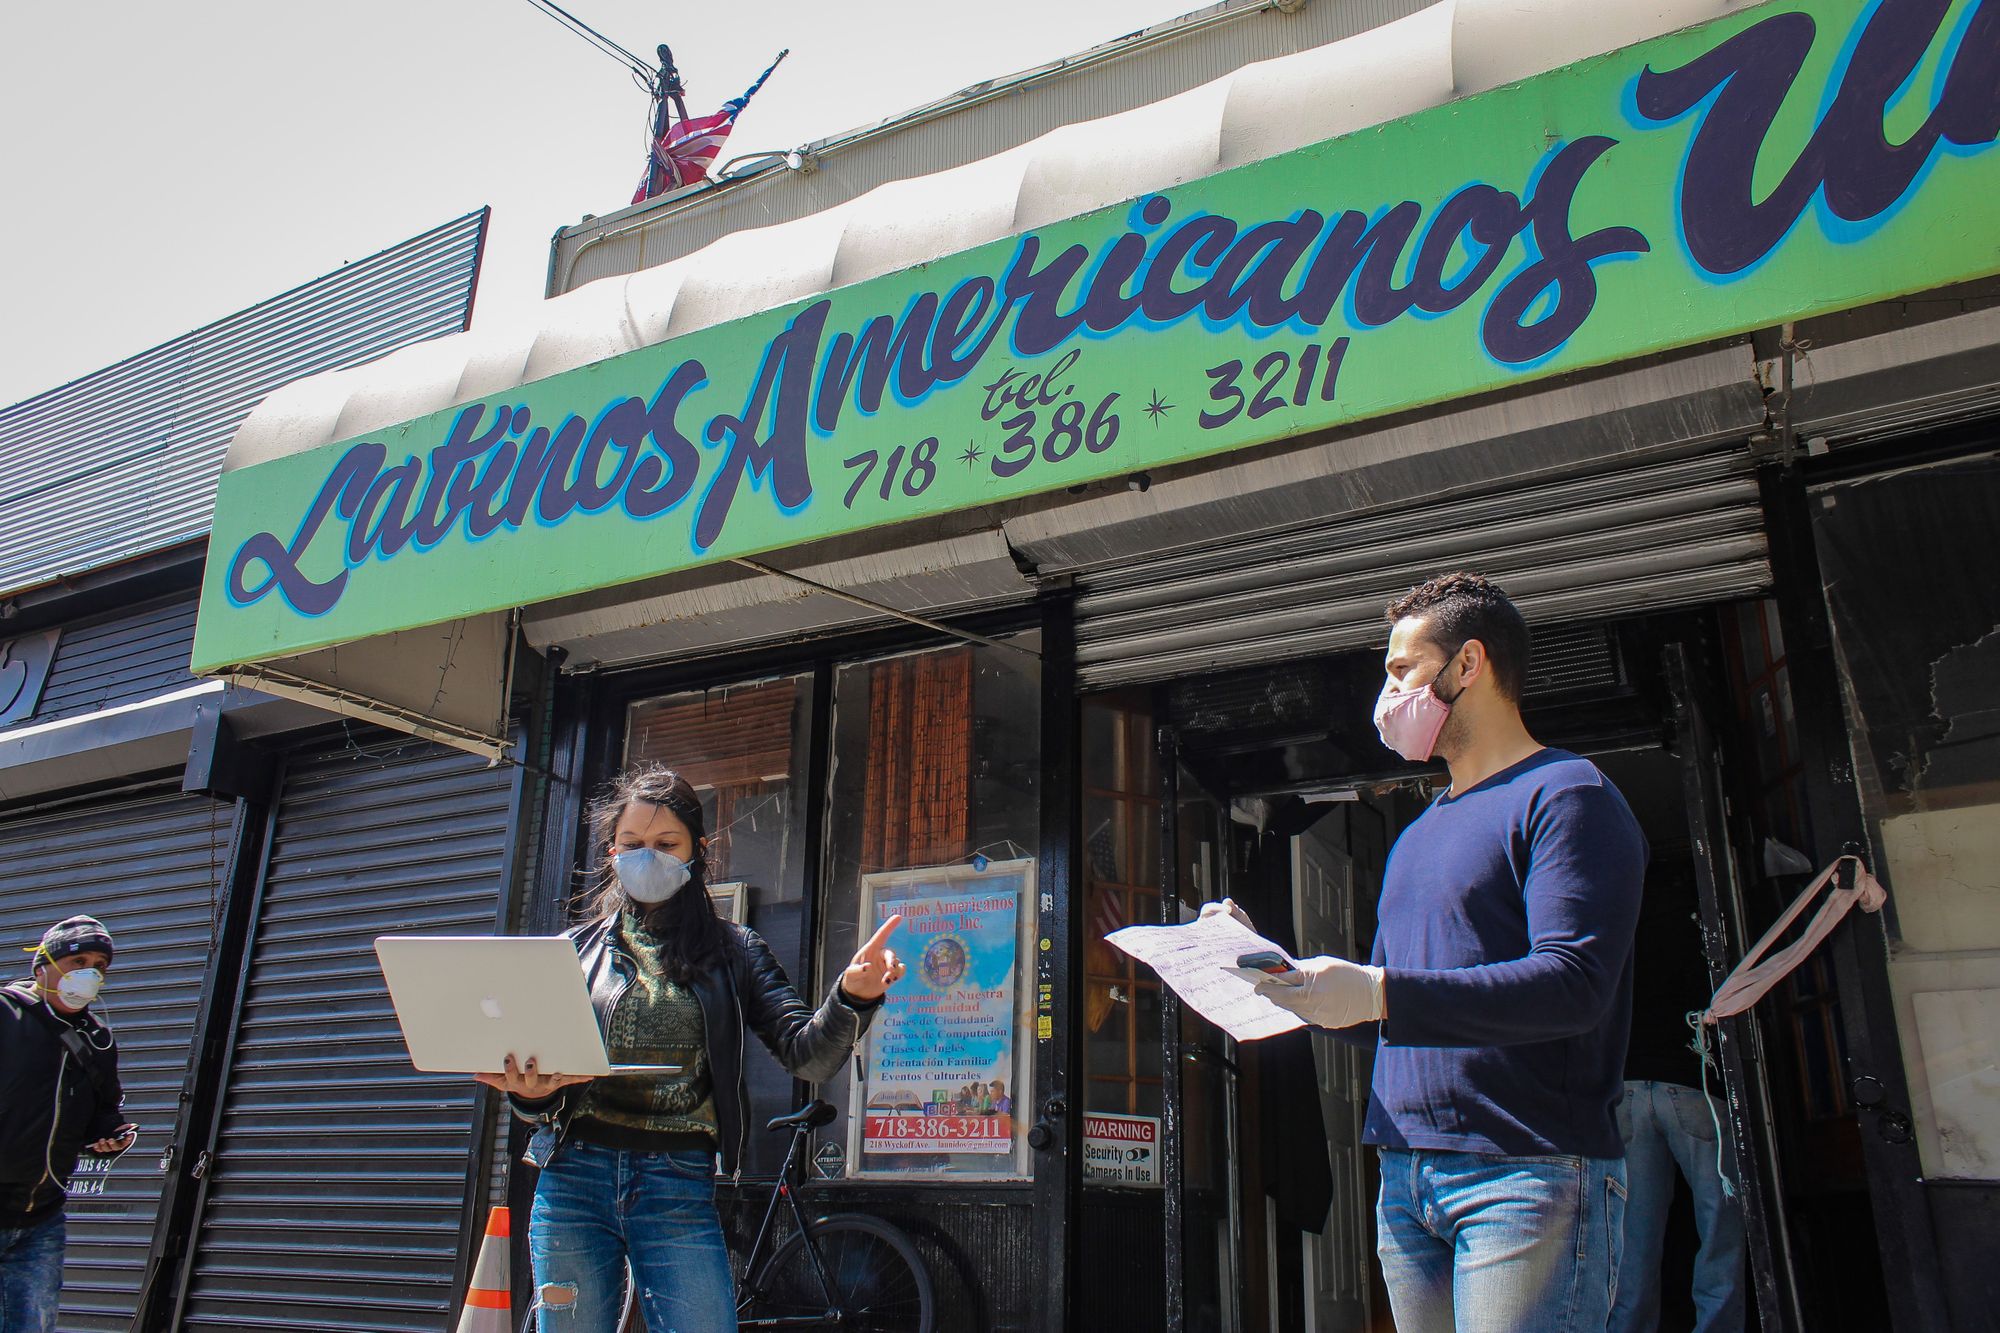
1703,855,1887,1023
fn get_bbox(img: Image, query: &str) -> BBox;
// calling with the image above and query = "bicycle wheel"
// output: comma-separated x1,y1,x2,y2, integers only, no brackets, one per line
743,1213,935,1332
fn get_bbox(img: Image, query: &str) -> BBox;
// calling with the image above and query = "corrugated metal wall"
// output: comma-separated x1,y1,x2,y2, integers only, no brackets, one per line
173,737,516,1333
30,593,200,725
1073,450,1773,688
0,784,231,1331
0,209,488,599
553,0,1429,292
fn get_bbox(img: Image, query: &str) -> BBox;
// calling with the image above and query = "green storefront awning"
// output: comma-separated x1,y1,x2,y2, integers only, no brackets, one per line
192,0,2000,757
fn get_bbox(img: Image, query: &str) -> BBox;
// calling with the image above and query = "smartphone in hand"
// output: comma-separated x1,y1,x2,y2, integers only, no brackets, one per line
1224,950,1304,986
92,1124,138,1155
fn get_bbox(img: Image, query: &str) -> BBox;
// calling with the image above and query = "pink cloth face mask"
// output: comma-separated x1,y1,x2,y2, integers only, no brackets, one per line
1373,678,1453,761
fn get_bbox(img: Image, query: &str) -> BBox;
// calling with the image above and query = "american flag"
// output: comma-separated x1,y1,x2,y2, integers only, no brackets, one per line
1087,816,1126,940
1091,885,1126,942
1086,816,1119,882
633,50,789,204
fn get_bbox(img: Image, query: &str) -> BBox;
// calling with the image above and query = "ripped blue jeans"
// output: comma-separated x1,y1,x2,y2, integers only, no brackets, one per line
528,1138,734,1333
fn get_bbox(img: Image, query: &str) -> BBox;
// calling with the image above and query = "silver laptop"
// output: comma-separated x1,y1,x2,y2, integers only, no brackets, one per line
374,935,681,1077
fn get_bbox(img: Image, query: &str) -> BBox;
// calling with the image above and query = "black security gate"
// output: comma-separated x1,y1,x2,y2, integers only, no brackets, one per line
0,784,230,1331
170,737,519,1332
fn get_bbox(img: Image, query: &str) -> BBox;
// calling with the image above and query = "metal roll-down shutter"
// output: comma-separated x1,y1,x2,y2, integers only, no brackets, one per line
0,785,229,1332
1075,448,1771,689
175,738,515,1332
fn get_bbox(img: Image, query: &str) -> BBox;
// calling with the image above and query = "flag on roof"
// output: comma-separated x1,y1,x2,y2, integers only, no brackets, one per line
633,49,789,204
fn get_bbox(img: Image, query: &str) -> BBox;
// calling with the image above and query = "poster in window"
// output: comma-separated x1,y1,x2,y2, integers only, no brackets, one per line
853,859,1031,1173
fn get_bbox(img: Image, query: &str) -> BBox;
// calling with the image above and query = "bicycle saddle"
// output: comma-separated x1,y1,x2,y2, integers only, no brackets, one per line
766,1100,837,1132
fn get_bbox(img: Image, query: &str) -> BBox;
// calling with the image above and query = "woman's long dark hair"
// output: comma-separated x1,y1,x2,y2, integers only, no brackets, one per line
584,764,726,980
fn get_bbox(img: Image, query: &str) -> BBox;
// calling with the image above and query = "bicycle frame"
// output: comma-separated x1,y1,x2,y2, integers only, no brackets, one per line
736,1120,847,1328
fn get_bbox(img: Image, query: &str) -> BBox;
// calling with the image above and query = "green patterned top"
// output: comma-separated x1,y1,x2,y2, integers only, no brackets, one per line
574,912,720,1143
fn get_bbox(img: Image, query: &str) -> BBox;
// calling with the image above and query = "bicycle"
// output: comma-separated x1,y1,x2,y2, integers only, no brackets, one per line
608,1101,935,1332
731,1099,936,1331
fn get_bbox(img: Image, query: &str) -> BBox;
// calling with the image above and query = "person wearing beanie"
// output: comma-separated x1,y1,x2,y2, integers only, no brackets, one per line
0,915,136,1331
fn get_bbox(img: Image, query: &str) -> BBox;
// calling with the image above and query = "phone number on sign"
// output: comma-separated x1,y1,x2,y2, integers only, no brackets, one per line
865,1115,1013,1152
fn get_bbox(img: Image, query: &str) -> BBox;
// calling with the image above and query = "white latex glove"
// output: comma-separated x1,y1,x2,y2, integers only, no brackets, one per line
1256,955,1387,1030
1198,898,1255,931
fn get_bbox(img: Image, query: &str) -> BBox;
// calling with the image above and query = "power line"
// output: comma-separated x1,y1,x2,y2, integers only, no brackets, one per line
520,0,655,80
527,0,651,72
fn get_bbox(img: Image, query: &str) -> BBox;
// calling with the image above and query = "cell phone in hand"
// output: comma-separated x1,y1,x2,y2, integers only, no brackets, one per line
1224,950,1303,986
92,1125,138,1156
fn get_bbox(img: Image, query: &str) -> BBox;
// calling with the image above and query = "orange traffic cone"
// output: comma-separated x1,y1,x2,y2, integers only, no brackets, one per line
456,1205,512,1333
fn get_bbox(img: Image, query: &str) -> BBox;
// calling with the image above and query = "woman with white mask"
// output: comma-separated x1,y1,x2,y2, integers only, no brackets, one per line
478,764,905,1332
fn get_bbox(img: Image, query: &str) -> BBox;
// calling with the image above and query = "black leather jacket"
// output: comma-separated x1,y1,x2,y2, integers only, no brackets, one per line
510,917,877,1176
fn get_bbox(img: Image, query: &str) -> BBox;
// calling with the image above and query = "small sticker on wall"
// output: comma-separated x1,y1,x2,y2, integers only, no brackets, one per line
814,1141,847,1179
1037,1015,1054,1041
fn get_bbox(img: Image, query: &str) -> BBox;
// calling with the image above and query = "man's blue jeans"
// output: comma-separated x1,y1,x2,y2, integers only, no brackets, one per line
1377,1147,1627,1333
1611,1080,1746,1333
528,1139,734,1333
0,1211,65,1333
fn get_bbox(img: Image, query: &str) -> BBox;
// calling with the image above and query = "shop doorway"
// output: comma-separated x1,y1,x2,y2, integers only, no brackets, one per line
1136,621,1798,1332
1292,825,1369,1333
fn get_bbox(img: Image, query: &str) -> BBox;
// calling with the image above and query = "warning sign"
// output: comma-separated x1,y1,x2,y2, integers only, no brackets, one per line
1082,1112,1160,1187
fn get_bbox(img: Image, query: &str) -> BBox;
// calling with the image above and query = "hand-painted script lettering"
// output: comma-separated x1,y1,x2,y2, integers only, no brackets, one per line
219,0,1995,627
1634,0,1998,275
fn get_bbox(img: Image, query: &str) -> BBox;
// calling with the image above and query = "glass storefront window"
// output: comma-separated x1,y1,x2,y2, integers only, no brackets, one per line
624,674,814,1176
1082,694,1165,1134
625,675,813,919
818,638,1041,1179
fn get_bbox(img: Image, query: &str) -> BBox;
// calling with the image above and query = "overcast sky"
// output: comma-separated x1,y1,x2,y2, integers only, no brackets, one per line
0,0,1193,407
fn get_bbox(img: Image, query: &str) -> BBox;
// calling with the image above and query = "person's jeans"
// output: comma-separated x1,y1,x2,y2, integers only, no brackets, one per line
1610,1080,1746,1333
1377,1147,1627,1333
529,1138,734,1333
0,1211,65,1333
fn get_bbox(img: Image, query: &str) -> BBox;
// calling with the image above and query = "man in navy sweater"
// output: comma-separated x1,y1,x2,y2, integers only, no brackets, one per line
1244,572,1647,1332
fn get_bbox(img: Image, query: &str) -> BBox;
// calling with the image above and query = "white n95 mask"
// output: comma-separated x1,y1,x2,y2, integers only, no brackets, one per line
56,967,105,1007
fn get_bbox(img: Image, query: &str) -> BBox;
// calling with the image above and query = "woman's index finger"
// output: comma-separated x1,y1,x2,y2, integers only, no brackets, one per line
863,913,904,954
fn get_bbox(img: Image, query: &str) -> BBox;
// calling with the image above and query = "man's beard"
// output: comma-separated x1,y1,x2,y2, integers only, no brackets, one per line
1434,706,1470,763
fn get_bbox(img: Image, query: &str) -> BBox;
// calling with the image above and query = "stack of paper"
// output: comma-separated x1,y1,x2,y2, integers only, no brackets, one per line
1106,915,1304,1041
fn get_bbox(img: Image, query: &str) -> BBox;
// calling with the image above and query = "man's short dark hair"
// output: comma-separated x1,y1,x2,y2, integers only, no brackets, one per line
1384,572,1531,703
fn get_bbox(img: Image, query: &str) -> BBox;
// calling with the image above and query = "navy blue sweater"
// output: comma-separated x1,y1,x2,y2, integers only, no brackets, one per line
1361,748,1647,1159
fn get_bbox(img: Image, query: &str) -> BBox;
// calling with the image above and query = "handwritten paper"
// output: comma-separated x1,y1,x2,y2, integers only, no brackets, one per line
1106,916,1304,1042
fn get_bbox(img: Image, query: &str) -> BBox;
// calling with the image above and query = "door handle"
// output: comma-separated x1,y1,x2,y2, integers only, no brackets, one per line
1028,1093,1066,1151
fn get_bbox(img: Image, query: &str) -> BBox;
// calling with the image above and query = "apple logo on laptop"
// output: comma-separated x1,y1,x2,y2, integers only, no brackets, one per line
480,996,505,1020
